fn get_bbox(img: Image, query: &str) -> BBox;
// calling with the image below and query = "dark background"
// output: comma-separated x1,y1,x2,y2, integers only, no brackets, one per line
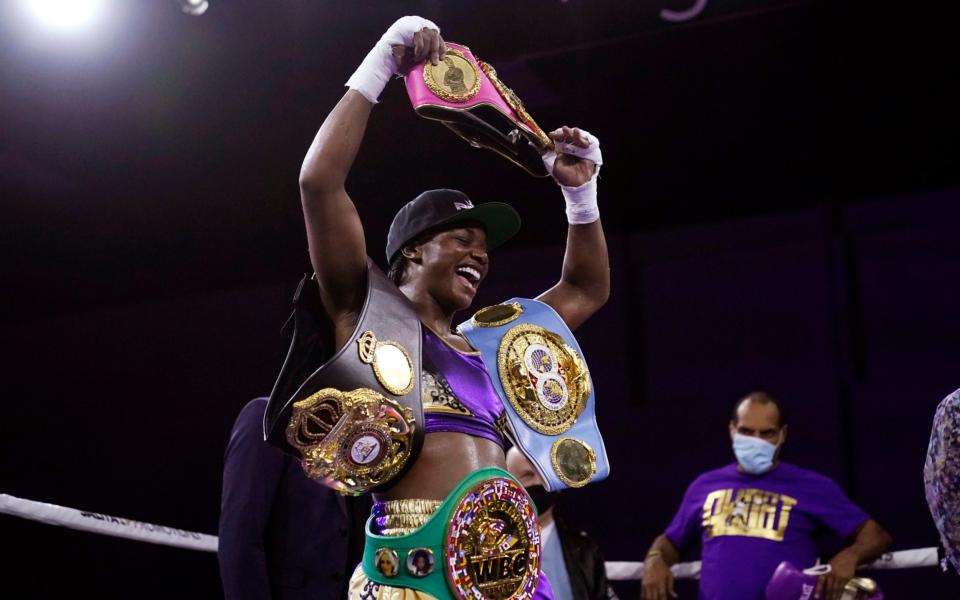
1,0,958,597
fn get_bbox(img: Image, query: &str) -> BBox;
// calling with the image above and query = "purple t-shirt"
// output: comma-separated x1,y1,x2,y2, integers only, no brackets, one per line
664,462,869,600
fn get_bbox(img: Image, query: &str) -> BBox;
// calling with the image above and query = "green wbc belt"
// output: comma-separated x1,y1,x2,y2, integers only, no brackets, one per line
361,467,542,600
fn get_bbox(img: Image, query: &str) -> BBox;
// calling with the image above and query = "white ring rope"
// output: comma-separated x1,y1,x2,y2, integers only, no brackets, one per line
0,493,218,553
0,493,941,577
605,547,941,581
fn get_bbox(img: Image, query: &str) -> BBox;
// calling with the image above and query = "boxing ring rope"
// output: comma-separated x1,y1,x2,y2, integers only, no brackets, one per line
0,493,218,553
604,547,941,581
0,493,941,578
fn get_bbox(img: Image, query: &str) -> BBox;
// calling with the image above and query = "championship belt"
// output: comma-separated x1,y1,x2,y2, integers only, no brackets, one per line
457,299,609,491
262,261,425,495
405,42,553,178
362,467,541,600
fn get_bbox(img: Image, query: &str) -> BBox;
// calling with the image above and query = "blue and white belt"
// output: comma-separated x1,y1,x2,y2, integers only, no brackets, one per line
458,298,609,491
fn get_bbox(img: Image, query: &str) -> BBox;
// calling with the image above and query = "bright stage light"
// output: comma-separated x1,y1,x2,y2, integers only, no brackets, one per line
179,0,209,16
23,0,106,33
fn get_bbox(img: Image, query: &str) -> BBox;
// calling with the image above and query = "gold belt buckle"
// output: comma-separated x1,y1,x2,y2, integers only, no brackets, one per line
286,387,415,494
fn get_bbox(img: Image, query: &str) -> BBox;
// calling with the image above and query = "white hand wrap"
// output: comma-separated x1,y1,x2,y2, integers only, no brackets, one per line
541,129,603,225
345,16,440,104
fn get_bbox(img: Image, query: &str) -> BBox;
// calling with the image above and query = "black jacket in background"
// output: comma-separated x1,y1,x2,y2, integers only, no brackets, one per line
555,513,619,600
218,398,370,600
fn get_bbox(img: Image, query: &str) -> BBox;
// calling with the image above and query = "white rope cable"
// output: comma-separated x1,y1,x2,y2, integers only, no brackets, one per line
861,547,940,570
0,493,942,577
606,560,702,581
605,548,941,581
0,494,218,553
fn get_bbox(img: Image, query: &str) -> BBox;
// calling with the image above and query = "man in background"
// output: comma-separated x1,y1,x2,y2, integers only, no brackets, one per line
641,391,891,600
507,445,619,600
218,398,370,600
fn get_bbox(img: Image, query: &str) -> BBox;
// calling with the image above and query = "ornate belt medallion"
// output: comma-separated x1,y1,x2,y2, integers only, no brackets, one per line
445,477,540,600
423,48,482,103
286,387,415,494
357,330,415,396
471,302,524,328
550,437,597,488
496,324,590,435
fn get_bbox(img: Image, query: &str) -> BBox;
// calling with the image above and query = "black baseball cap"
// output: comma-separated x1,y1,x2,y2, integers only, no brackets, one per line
385,189,521,264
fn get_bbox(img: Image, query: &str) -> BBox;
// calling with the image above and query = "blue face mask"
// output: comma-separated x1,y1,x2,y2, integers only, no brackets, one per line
732,433,779,474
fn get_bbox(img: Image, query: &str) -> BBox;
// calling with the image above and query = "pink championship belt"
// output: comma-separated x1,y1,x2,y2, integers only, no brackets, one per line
405,43,554,177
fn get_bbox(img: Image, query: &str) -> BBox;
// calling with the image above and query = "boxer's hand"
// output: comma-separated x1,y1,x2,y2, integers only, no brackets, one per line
547,126,598,188
347,16,442,103
641,556,677,600
816,550,857,600
391,28,446,73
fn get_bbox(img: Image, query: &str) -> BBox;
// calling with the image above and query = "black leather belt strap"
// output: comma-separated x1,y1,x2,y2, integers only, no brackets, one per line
263,260,425,488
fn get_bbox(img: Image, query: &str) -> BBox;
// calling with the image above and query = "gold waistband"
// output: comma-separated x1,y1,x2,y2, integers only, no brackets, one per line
378,499,442,537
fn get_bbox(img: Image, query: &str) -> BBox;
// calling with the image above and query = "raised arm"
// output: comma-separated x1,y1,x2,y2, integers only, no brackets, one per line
299,18,444,333
536,127,611,330
299,91,372,324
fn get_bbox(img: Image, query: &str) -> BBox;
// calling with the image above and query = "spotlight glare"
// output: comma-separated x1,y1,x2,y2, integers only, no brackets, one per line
179,0,209,16
24,0,106,32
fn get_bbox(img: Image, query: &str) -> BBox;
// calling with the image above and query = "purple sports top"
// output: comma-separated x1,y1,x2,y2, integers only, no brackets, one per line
420,326,505,448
